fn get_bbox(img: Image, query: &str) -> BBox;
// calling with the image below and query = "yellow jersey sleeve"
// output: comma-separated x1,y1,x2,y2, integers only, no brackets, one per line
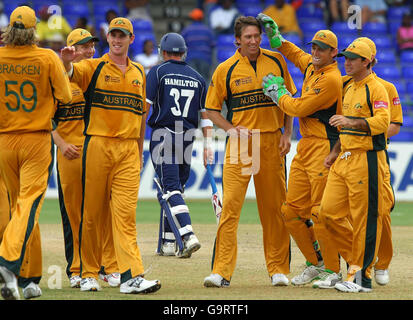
71,58,100,93
278,69,341,117
365,83,390,136
376,76,403,125
205,63,228,112
50,52,72,105
278,40,312,74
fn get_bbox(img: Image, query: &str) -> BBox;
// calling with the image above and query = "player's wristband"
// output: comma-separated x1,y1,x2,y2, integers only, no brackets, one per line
201,119,213,128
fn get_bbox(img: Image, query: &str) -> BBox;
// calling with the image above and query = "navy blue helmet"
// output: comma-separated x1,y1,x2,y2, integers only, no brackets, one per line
159,32,187,53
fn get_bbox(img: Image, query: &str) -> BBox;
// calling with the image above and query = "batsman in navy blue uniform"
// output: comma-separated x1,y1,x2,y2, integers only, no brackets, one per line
146,33,213,258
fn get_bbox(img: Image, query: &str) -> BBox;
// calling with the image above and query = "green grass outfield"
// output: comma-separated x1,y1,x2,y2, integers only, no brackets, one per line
40,198,413,226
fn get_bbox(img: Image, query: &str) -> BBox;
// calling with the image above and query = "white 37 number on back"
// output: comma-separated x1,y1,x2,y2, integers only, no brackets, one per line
170,88,194,117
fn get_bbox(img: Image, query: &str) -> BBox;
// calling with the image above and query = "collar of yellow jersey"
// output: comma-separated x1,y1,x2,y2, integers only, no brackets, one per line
102,53,131,68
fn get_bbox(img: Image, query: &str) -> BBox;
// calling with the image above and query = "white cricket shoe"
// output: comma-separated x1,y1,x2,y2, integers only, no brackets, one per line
0,266,20,300
23,282,42,299
99,272,121,287
203,273,230,288
120,276,161,294
313,271,342,289
374,269,389,286
291,263,324,285
158,241,176,256
70,275,81,288
334,281,372,293
271,273,289,286
80,277,101,291
178,234,201,258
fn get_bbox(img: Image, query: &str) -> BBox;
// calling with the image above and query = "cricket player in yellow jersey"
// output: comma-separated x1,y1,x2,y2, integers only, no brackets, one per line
203,16,296,288
0,6,72,300
52,28,119,289
343,37,403,286
61,17,160,294
258,13,344,286
320,41,390,293
0,176,9,242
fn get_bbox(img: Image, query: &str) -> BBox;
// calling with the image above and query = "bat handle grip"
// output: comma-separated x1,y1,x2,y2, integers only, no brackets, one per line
206,164,218,194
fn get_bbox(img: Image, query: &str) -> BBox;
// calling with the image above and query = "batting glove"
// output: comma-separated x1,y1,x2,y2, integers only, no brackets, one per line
262,74,291,105
256,13,285,49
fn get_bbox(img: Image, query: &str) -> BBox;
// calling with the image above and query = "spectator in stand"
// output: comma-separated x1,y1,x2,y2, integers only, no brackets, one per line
45,32,65,57
354,0,387,25
263,0,303,40
74,17,96,37
397,13,413,52
0,2,8,29
134,39,159,74
36,6,72,47
326,0,351,26
99,10,118,55
181,8,215,82
209,0,240,35
125,0,153,23
0,2,9,46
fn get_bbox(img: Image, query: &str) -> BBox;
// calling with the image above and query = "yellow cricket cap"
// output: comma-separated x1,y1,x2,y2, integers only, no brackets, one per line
67,28,99,46
308,30,338,49
108,17,133,35
338,41,372,61
354,37,377,58
10,6,37,29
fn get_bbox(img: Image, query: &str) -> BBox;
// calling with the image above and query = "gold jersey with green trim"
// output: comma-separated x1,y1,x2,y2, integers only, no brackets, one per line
205,48,296,132
71,53,146,139
0,44,72,133
54,82,86,146
343,72,403,126
277,41,342,142
341,73,390,152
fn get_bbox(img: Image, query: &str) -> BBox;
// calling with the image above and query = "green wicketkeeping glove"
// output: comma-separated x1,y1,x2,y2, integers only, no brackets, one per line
256,13,285,49
262,74,291,105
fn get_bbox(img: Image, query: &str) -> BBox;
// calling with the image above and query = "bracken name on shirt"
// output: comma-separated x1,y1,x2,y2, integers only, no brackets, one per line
0,63,40,75
165,78,199,88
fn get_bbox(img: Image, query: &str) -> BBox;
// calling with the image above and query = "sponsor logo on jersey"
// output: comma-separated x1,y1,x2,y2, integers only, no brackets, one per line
354,102,362,109
104,75,120,83
234,76,252,86
313,88,321,94
393,97,401,105
374,100,388,109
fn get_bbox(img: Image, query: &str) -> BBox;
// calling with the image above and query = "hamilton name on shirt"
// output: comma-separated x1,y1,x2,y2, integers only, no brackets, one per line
164,77,199,88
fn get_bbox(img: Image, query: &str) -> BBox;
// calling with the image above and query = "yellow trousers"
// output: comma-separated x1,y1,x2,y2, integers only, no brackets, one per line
0,132,53,287
212,131,290,281
0,175,10,242
281,137,335,269
57,147,117,279
320,150,386,289
80,136,144,282
376,152,394,270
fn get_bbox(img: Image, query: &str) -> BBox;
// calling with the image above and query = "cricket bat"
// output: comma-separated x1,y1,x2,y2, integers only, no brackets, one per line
206,164,222,224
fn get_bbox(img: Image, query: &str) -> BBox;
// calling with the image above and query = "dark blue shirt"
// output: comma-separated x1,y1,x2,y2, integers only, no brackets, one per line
146,60,207,131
